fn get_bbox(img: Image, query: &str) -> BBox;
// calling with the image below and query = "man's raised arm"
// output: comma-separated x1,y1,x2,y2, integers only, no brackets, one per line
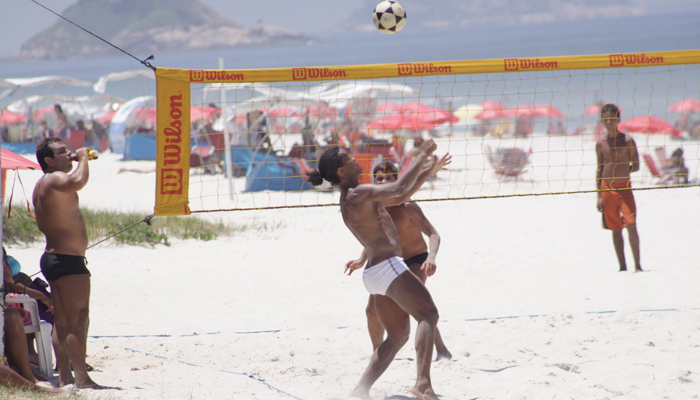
49,148,90,193
346,139,437,204
382,153,452,207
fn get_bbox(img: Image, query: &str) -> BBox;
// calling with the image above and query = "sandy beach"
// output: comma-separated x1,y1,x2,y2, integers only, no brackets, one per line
4,133,700,400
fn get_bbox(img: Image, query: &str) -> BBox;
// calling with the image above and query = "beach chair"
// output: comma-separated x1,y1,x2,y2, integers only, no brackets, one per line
641,152,674,185
654,147,674,172
484,145,532,180
6,296,53,381
190,145,220,174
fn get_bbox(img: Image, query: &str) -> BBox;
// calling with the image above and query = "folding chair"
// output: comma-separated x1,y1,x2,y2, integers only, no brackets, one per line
641,152,674,185
484,145,532,181
654,147,673,172
6,296,53,381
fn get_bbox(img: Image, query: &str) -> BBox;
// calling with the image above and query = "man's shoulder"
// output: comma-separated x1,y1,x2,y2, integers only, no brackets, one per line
623,133,637,144
36,171,68,190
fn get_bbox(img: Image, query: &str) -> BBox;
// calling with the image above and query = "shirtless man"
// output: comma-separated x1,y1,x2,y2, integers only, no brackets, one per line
33,138,104,389
595,104,643,272
306,140,450,400
345,161,452,361
54,104,69,139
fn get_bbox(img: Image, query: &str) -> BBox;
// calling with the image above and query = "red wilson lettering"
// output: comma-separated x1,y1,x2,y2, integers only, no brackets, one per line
504,59,519,71
190,70,204,82
504,58,559,71
609,54,625,67
190,70,244,82
160,169,183,195
398,63,413,76
292,68,307,80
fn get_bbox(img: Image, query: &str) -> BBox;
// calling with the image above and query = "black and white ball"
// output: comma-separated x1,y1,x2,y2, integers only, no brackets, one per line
372,1,407,34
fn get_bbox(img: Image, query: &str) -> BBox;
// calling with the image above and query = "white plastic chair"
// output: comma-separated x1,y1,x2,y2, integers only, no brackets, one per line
6,295,53,380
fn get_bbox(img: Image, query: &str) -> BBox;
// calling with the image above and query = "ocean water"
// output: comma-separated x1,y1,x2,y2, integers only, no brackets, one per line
1,10,699,118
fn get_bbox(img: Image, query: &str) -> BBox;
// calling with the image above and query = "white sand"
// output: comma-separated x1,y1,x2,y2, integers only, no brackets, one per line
5,134,700,400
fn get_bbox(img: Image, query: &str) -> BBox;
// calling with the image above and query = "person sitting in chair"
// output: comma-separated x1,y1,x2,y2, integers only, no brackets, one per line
669,148,689,184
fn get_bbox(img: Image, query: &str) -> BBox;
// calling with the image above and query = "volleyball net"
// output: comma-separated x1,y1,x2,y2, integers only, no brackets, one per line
153,50,700,216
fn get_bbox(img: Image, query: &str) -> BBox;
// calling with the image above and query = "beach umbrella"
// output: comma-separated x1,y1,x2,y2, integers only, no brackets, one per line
303,104,337,118
399,101,459,125
473,100,509,120
473,108,509,120
0,110,26,124
453,104,483,121
533,104,566,119
191,106,220,121
584,103,625,115
366,113,439,131
267,107,299,118
668,99,700,113
95,109,117,124
506,104,565,119
1,148,40,170
505,104,538,118
1,147,41,202
133,107,157,125
375,102,402,114
481,100,508,111
33,106,55,121
618,116,681,137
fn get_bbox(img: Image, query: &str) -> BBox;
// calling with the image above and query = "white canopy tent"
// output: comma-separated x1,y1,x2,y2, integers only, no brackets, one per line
0,76,93,102
93,70,155,94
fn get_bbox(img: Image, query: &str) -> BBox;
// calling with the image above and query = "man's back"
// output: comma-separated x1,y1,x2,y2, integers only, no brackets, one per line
33,174,88,256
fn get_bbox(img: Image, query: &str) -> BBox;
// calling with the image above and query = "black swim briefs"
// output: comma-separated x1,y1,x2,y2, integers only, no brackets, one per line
404,252,429,267
40,252,90,282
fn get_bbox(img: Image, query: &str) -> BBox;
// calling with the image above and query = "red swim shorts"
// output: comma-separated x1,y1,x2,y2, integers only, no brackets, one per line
601,180,636,231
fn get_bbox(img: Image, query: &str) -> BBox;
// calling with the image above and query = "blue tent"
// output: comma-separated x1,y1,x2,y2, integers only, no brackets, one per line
244,152,312,192
1,142,37,155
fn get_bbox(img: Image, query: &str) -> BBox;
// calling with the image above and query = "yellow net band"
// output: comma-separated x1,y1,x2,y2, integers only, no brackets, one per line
156,50,700,84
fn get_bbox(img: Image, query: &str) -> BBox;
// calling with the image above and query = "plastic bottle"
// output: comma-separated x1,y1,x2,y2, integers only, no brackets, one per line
70,150,99,161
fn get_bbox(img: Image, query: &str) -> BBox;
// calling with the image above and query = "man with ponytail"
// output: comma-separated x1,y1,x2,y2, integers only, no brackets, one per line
306,140,451,400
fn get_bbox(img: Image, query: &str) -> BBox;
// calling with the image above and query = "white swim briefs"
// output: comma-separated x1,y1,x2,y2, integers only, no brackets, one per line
362,256,409,296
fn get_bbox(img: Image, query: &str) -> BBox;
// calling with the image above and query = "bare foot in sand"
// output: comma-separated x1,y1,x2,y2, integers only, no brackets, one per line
348,388,371,400
411,386,439,400
75,379,121,390
436,349,452,361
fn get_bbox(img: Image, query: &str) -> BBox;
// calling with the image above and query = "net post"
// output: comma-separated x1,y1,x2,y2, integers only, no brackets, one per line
219,58,235,200
0,132,5,364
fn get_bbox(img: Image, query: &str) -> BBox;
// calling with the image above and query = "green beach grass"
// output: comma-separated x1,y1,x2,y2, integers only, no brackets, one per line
0,387,87,400
3,206,284,247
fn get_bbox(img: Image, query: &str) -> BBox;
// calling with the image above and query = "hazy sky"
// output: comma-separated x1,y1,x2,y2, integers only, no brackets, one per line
0,0,364,57
0,0,694,58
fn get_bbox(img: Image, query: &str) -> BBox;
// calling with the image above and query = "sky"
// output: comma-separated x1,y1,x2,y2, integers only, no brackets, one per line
0,0,363,58
0,0,695,58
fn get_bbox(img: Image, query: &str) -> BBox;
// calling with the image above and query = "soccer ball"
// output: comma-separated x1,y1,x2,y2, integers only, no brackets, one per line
372,1,407,34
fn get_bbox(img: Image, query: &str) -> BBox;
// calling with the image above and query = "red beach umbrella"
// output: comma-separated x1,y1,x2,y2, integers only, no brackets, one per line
481,100,508,111
191,106,221,121
366,113,439,131
267,107,299,118
618,116,681,137
399,101,458,125
668,99,700,113
375,102,402,114
584,104,625,115
1,148,40,170
0,110,27,124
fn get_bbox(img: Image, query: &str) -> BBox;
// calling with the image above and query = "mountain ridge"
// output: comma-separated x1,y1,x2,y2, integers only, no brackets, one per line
18,0,311,60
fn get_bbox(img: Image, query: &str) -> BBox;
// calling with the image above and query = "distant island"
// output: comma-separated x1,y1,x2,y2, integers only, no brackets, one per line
18,0,311,60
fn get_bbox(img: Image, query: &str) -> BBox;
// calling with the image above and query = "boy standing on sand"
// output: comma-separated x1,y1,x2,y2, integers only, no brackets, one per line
595,104,643,272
